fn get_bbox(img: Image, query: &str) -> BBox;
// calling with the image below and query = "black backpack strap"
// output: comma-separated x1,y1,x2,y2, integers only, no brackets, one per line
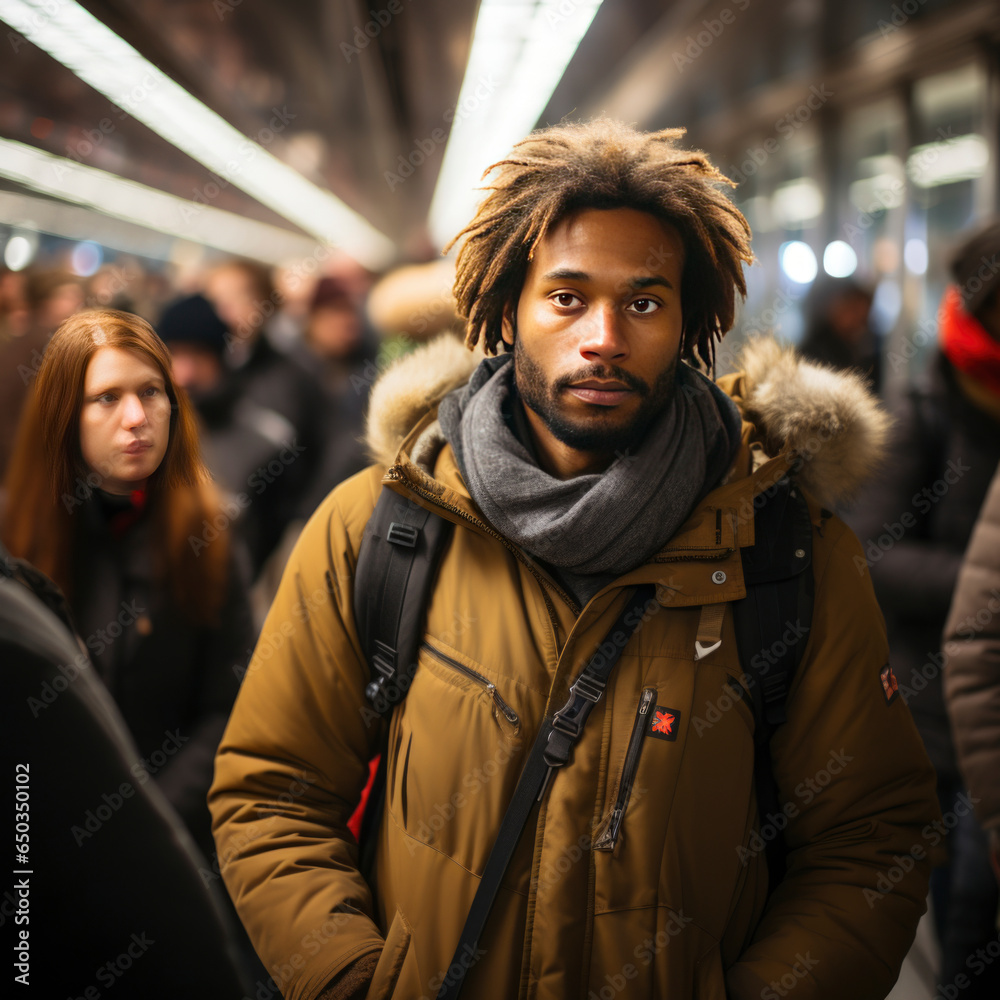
353,486,454,878
354,486,454,715
732,477,814,890
435,584,656,1000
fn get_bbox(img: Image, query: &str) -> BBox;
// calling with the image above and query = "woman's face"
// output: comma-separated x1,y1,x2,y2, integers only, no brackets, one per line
79,346,171,495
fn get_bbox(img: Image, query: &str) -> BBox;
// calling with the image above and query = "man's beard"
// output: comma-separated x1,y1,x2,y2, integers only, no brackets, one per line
512,336,678,455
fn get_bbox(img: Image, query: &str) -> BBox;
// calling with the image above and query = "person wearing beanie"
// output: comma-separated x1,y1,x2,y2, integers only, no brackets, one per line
854,219,1000,997
158,293,304,581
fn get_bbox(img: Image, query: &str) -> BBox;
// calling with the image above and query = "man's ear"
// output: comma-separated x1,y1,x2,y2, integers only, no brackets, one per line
501,309,516,348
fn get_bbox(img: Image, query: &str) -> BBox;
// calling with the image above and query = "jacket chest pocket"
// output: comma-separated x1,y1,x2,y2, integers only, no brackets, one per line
387,639,527,875
593,686,657,853
420,640,520,739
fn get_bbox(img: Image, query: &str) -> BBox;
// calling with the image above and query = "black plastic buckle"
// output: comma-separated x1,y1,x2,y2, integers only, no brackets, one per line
387,522,419,547
372,645,396,681
571,672,605,703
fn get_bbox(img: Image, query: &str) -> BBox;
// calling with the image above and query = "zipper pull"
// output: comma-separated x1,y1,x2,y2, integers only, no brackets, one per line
639,688,655,714
593,808,623,851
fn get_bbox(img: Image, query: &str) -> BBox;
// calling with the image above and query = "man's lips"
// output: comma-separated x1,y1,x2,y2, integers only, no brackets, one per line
565,380,633,406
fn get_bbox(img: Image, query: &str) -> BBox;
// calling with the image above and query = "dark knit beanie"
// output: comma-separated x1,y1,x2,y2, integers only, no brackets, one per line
157,294,228,355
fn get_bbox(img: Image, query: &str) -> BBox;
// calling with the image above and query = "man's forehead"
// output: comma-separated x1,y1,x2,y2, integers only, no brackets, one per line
530,207,686,274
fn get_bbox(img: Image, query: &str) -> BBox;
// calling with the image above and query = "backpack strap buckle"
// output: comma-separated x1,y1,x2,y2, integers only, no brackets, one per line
386,521,419,547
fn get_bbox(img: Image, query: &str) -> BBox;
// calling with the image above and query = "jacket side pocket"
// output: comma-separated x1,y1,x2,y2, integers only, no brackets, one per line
365,908,412,1000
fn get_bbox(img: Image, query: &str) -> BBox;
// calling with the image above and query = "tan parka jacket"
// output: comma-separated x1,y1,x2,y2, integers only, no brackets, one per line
210,337,941,1000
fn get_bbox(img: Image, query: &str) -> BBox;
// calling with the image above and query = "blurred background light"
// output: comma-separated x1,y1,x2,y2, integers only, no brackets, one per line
70,240,103,277
428,0,604,248
904,238,929,275
823,240,858,278
3,233,36,271
0,138,321,265
0,0,396,269
779,241,818,284
907,133,989,188
772,178,824,228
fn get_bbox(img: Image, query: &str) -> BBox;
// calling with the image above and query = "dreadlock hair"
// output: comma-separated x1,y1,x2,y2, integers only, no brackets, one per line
446,119,754,373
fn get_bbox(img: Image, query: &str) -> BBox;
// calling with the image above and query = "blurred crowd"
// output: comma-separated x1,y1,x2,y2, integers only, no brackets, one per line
2,215,999,998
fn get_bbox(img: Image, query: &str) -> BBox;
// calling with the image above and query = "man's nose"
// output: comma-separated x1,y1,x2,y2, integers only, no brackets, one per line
579,303,628,363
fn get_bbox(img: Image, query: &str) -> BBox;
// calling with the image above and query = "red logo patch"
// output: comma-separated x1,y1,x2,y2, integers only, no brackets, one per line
880,664,899,705
649,706,681,741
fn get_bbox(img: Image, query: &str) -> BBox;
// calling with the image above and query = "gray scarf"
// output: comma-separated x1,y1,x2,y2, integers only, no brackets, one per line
438,353,742,603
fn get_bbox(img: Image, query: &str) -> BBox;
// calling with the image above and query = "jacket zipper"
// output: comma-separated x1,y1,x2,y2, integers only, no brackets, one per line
386,467,574,642
421,640,520,731
593,686,657,852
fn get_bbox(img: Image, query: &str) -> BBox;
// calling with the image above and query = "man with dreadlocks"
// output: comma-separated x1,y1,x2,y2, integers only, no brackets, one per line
210,120,939,1000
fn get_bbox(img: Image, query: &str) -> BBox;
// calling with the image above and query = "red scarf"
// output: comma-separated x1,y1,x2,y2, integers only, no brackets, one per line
939,284,1000,396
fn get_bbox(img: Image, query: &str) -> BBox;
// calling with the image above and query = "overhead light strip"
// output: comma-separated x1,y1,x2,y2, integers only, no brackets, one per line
0,0,396,270
428,0,604,249
0,137,321,264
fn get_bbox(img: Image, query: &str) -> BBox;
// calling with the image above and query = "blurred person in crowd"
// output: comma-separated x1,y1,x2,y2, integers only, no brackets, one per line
366,257,461,341
299,276,376,509
854,219,1000,995
0,267,83,478
2,538,248,999
159,292,302,579
798,276,881,391
204,258,327,529
0,266,29,343
944,459,1000,925
211,120,939,1000
2,309,255,862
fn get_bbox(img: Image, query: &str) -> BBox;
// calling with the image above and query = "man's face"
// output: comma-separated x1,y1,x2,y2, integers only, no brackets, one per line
503,207,685,476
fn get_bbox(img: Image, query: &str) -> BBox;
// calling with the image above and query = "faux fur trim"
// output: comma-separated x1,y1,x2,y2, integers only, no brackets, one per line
737,337,891,508
365,333,891,508
365,334,481,468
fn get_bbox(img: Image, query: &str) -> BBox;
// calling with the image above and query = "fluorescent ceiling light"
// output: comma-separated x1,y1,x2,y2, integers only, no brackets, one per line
0,138,321,264
0,0,396,270
428,0,604,249
907,133,989,188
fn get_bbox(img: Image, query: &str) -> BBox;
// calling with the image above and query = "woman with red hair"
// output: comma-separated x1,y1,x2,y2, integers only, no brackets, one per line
2,308,254,860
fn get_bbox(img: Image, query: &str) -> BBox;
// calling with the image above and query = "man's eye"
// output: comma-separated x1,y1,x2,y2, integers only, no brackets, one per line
553,293,580,308
628,298,660,314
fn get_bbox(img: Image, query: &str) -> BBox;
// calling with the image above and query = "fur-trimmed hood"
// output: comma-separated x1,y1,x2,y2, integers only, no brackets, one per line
364,334,890,510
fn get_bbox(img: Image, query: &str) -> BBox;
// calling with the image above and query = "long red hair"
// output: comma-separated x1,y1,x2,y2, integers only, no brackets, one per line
2,308,229,624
